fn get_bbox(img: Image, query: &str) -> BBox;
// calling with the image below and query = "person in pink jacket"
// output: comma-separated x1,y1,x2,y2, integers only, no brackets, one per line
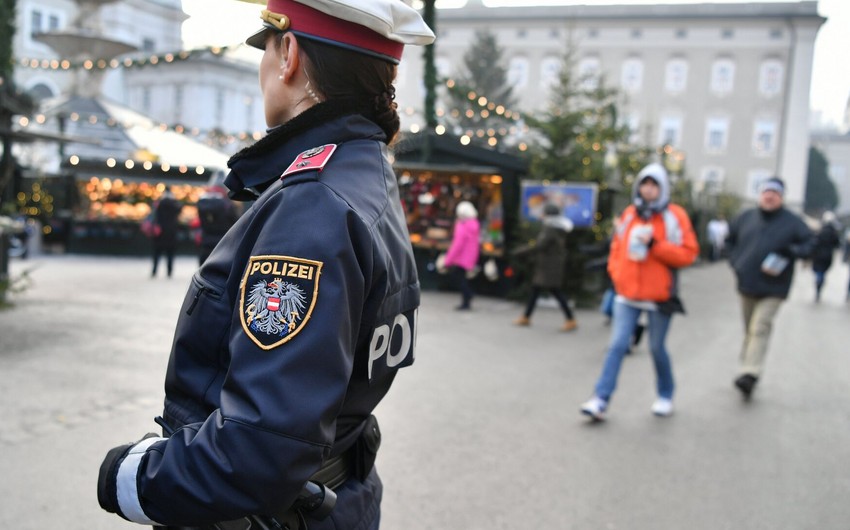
443,201,481,310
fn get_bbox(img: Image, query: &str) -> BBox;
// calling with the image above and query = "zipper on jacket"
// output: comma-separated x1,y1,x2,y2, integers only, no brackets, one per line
186,275,223,315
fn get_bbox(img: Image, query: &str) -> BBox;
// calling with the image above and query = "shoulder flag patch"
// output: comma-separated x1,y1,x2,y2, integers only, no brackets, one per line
240,255,323,350
281,144,338,179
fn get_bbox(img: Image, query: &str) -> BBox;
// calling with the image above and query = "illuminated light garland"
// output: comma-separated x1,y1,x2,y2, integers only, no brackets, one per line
15,109,266,147
16,45,230,72
15,63,524,151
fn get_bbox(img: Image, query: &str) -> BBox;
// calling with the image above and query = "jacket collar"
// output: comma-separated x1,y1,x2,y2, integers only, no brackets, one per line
225,100,385,200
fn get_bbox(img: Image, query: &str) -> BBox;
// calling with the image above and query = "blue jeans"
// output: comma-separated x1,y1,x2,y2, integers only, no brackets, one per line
593,300,675,402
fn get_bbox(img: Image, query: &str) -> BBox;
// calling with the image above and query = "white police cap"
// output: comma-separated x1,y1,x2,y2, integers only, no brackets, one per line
241,0,435,64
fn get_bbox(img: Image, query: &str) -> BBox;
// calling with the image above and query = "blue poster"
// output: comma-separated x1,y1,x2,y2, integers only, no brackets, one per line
520,181,598,228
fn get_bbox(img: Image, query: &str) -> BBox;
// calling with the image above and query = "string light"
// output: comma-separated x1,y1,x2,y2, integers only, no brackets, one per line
15,109,266,147
16,45,231,72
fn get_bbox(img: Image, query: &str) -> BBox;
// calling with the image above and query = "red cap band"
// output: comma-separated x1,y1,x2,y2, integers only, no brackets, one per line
268,0,404,62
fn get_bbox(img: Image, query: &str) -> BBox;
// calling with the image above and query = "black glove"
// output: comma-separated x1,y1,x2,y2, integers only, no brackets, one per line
97,433,160,518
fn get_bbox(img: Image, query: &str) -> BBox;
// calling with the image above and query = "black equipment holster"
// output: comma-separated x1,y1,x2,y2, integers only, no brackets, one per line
157,415,382,530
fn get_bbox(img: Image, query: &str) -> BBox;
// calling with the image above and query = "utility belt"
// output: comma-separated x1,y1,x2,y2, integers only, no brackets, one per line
202,415,382,530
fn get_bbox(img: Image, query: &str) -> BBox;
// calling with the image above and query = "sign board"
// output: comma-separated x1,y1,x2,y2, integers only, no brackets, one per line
520,181,598,228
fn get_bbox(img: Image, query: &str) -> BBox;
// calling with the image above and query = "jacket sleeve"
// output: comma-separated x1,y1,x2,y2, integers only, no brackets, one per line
606,210,628,282
786,218,815,259
129,183,372,526
649,205,699,269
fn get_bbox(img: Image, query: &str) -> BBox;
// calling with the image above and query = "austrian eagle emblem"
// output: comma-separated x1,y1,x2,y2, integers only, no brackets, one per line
240,255,323,350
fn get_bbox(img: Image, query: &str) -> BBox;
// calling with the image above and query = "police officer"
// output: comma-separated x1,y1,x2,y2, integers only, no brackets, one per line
97,1,435,528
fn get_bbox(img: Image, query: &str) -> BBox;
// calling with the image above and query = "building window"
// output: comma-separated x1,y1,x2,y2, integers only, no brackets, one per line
517,29,527,38
769,28,783,39
245,96,255,133
721,28,734,39
759,60,784,97
540,56,561,90
142,38,156,52
658,116,683,147
578,56,601,91
664,58,688,93
588,28,599,39
705,118,729,152
508,57,529,88
31,10,43,38
48,14,60,31
700,167,725,194
549,28,560,39
620,113,641,144
675,28,687,39
752,120,777,155
174,86,183,123
621,58,643,93
142,88,151,114
215,88,225,125
631,29,642,39
434,57,451,80
710,59,735,95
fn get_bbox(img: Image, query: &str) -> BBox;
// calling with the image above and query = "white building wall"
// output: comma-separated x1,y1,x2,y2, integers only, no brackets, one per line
396,2,825,207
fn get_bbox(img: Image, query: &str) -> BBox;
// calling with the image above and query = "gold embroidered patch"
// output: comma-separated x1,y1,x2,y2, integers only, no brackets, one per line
239,255,323,350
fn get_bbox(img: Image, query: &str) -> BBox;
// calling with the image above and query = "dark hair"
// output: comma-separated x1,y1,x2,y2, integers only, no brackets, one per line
296,37,400,143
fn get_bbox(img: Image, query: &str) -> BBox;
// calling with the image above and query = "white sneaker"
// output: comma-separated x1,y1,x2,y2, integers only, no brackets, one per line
580,396,607,421
651,398,674,417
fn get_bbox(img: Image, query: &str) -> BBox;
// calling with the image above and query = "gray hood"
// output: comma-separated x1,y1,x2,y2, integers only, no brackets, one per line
632,163,671,217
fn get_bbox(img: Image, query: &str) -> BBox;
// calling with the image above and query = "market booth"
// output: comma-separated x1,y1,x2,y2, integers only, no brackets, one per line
41,96,231,255
391,131,528,296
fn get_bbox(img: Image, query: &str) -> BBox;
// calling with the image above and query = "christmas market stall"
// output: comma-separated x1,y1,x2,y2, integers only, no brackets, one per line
391,131,528,296
37,95,230,254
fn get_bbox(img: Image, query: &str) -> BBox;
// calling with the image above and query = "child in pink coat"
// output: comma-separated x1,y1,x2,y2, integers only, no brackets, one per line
444,201,481,309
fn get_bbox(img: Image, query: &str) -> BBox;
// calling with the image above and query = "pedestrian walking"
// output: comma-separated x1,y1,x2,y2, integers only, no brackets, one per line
726,176,813,399
150,186,183,278
443,200,481,310
811,211,841,303
580,163,698,420
512,202,578,331
706,214,729,262
96,1,434,528
195,185,239,265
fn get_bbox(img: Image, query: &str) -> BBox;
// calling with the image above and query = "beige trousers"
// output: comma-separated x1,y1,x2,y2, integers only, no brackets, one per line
738,295,784,377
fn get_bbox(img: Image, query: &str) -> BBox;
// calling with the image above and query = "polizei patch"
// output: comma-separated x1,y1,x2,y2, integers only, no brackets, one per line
240,255,323,350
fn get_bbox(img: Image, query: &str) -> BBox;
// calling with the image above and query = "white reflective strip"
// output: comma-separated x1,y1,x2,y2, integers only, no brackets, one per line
116,437,165,525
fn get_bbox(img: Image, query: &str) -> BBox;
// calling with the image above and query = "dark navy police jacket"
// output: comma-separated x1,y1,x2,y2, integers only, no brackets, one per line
113,107,420,527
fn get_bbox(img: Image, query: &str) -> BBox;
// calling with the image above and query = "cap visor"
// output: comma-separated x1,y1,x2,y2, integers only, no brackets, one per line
246,23,277,50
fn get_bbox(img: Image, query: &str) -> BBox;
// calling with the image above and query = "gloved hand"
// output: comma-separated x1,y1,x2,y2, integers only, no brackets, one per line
97,433,162,518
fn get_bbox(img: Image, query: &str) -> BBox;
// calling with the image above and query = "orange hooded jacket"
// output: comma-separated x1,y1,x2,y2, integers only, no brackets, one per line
608,164,699,302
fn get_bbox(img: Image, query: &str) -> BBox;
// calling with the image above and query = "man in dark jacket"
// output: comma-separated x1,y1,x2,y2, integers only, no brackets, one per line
810,211,841,302
151,187,183,278
726,177,813,399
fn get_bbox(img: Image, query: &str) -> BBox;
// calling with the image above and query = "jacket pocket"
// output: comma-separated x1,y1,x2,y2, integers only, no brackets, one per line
185,274,224,315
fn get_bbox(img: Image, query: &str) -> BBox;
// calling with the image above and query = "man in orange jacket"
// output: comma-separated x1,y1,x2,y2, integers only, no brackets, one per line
581,163,699,420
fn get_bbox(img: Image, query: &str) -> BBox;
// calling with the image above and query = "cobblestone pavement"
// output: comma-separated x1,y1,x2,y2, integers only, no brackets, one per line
1,254,849,529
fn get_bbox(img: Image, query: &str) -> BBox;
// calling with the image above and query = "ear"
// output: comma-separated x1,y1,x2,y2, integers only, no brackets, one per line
278,33,301,84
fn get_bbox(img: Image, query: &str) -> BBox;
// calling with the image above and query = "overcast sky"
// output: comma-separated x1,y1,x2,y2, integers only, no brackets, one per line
181,0,849,128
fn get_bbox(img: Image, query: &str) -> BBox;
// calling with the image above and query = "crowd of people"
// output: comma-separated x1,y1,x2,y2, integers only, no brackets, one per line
94,3,849,527
436,164,848,421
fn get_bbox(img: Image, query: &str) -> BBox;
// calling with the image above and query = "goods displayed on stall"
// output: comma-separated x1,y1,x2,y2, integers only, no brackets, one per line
398,170,505,257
